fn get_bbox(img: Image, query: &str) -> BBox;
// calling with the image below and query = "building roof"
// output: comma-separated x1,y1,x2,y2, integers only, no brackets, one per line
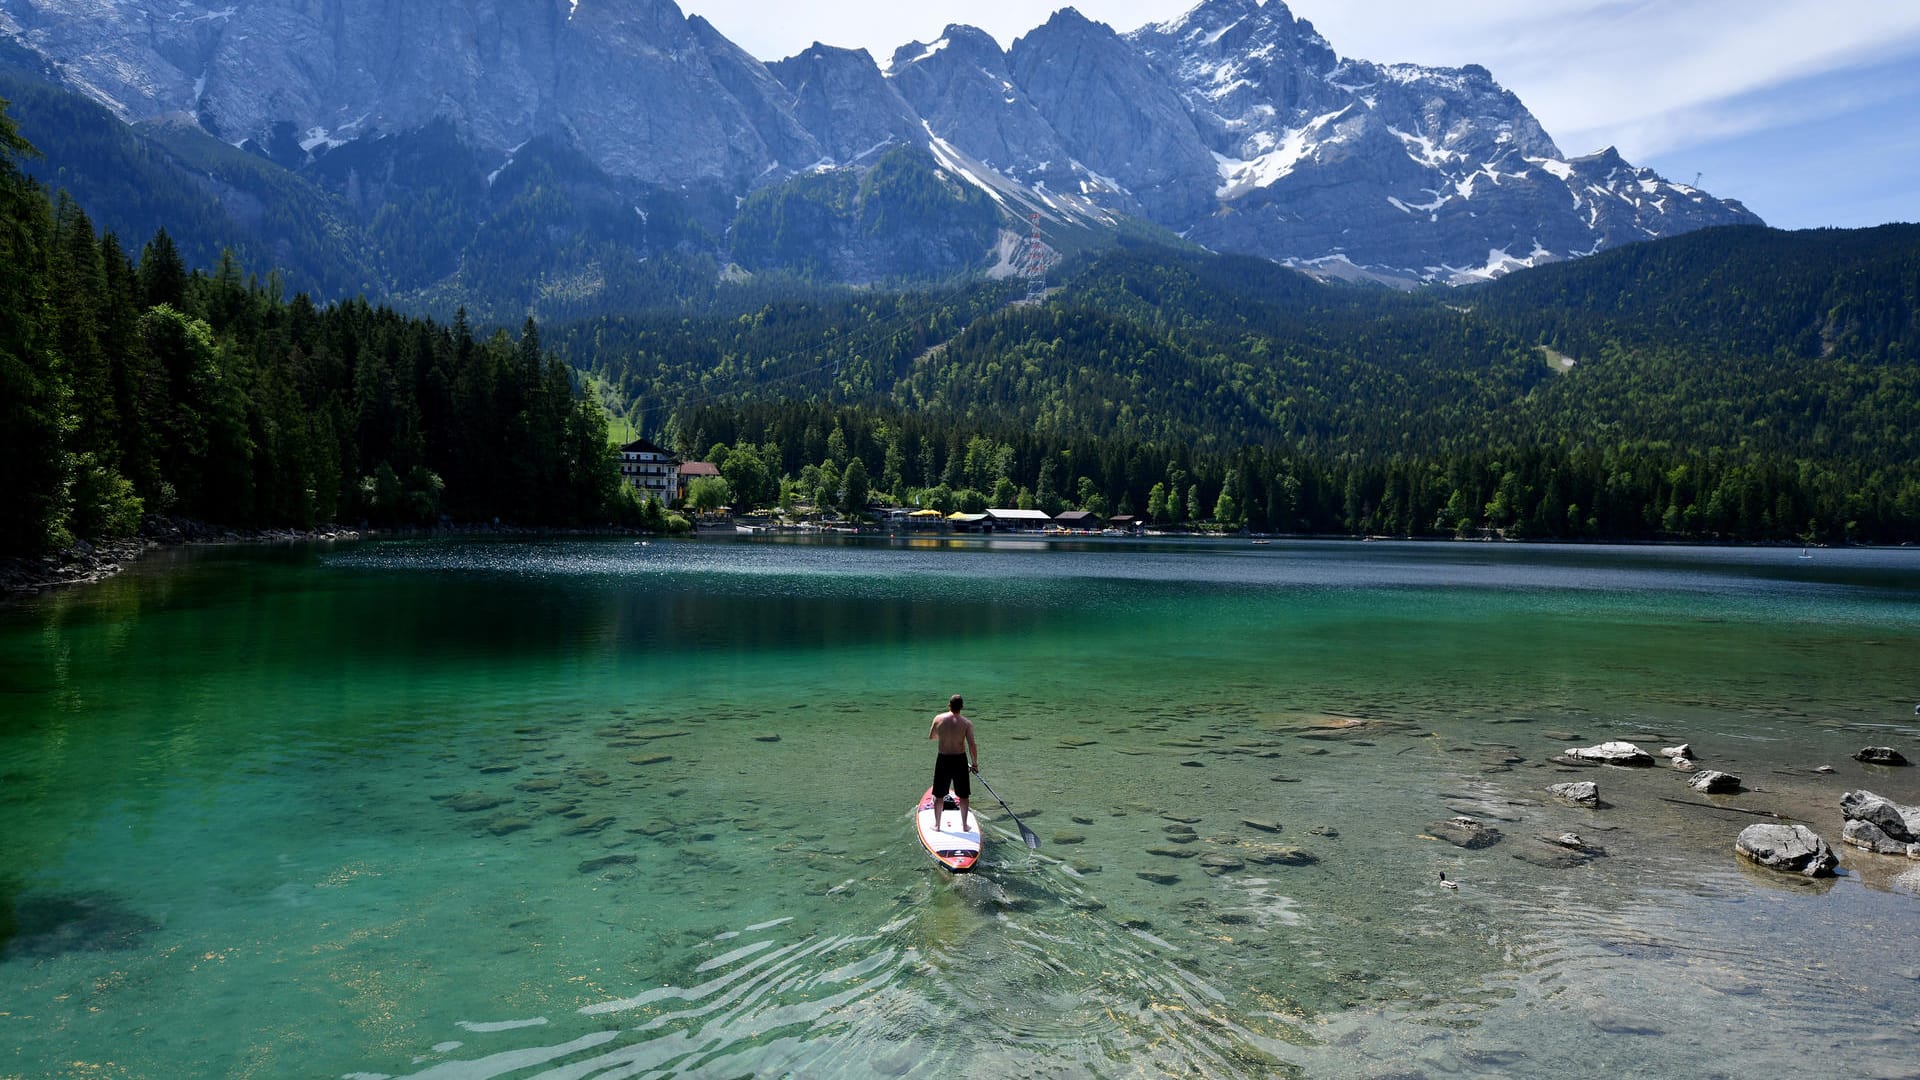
986,508,1052,521
947,513,989,522
677,461,719,478
908,508,945,517
1053,510,1099,523
619,438,675,457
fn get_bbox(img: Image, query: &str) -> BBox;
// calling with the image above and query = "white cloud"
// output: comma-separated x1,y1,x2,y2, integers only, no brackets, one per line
1292,1,1920,158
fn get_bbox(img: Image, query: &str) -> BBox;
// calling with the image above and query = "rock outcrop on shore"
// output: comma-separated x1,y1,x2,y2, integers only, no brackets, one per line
1,515,360,595
0,538,151,593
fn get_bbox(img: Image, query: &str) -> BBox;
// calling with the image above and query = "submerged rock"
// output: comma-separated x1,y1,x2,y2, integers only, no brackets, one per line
445,792,508,813
1687,770,1743,794
1735,823,1838,877
1854,747,1911,766
2,892,160,960
1512,843,1593,869
513,777,563,793
487,817,533,836
1427,816,1503,849
1241,818,1282,833
1660,744,1694,761
578,854,638,874
1199,853,1246,876
1548,781,1600,806
1245,845,1319,866
1137,871,1181,885
1561,741,1655,766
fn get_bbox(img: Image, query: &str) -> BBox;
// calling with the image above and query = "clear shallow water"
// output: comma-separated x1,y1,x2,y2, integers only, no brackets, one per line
3,537,1919,1079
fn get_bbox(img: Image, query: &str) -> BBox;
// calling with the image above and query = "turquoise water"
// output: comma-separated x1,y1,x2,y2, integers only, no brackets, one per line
3,537,1919,1079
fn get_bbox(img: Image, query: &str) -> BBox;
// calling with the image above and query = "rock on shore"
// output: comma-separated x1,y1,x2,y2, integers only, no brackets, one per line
1735,823,1838,877
1560,741,1655,766
1547,781,1600,806
1687,770,1742,794
1839,790,1920,858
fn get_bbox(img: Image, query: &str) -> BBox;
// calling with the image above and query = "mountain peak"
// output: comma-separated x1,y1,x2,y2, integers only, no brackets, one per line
1036,7,1106,35
2,0,1764,291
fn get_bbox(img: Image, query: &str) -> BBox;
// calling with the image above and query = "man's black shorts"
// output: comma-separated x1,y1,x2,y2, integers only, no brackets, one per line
933,753,970,801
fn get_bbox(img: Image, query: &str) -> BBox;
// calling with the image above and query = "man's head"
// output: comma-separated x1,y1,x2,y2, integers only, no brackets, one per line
949,694,963,711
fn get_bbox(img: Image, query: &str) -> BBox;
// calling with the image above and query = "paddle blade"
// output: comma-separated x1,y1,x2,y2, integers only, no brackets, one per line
1018,822,1041,849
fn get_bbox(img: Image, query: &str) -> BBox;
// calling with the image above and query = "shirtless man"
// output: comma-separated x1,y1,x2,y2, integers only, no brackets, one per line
928,694,980,832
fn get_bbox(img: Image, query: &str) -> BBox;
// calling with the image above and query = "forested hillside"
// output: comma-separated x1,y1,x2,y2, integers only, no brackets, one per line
0,106,637,557
557,236,1920,544
1469,223,1920,363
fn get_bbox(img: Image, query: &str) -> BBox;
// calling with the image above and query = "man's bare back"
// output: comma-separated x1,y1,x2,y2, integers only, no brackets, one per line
930,709,975,755
928,694,979,830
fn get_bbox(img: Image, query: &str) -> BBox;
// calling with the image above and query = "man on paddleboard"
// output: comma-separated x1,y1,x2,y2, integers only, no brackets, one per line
929,694,980,831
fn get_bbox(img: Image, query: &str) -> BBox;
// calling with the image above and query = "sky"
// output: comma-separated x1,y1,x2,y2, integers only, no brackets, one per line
675,0,1920,230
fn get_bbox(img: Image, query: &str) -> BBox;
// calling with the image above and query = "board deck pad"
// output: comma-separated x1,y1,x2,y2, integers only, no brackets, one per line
915,787,982,872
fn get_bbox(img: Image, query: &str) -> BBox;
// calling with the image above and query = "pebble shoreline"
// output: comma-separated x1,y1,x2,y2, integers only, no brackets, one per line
0,516,679,595
0,518,361,595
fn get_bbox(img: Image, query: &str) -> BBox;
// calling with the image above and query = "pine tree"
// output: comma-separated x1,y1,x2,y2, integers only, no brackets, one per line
138,227,187,310
0,105,70,553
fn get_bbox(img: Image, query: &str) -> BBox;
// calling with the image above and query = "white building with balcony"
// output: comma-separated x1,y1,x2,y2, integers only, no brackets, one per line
618,438,679,505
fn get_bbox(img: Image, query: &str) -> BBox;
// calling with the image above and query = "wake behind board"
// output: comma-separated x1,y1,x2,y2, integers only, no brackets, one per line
915,787,982,873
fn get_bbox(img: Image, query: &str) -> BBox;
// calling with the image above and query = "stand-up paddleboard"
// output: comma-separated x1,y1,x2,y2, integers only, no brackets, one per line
915,787,982,872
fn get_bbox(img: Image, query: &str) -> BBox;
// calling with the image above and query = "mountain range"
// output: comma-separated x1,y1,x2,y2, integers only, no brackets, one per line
0,0,1762,310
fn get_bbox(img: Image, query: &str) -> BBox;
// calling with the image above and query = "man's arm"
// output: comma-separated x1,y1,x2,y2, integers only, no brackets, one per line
966,725,979,772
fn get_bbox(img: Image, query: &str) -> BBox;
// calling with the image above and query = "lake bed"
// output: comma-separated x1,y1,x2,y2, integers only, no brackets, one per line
3,537,1919,1078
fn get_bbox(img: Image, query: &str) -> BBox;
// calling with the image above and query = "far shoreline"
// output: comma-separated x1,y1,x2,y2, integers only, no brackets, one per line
6,519,1909,600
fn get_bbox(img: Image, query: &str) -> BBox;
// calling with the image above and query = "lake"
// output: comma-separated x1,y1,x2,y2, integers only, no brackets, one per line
3,536,1919,1079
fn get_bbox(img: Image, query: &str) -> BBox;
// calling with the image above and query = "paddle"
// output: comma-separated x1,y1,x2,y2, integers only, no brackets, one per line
974,773,1040,849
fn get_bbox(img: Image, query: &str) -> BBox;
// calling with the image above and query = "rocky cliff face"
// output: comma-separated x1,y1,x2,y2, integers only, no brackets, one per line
0,0,1763,286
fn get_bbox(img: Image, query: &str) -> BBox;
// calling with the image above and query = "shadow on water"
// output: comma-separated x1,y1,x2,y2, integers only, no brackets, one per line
0,882,160,962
